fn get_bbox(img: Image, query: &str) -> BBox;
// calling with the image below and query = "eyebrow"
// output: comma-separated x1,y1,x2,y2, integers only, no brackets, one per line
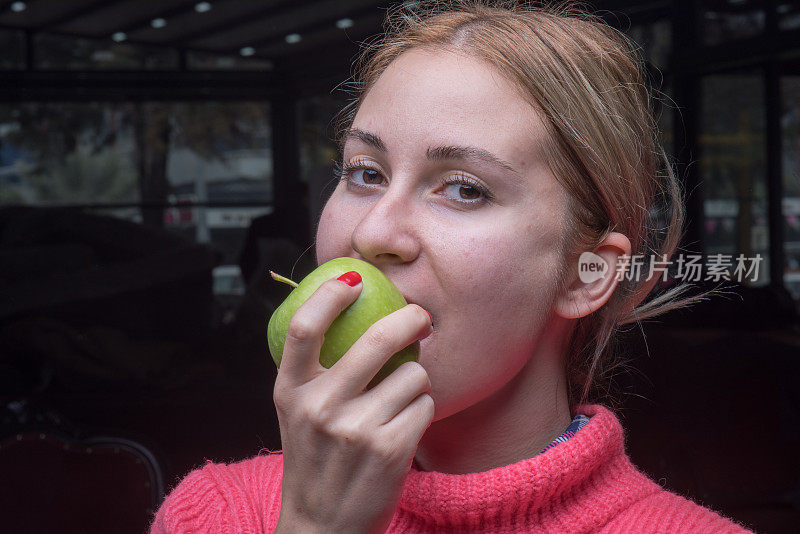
342,128,520,175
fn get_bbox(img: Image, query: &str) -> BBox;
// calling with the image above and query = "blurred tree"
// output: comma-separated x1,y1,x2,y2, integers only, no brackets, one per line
25,150,137,204
170,102,269,157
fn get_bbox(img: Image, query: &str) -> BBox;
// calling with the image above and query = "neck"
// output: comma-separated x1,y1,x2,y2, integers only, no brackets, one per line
413,316,573,474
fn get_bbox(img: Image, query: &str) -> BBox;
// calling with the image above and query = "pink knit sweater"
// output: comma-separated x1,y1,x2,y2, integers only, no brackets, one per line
150,404,754,533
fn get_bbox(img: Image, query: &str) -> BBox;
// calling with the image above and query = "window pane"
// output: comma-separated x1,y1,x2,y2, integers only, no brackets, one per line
0,103,140,206
701,1,766,46
165,102,273,264
34,33,178,70
782,75,800,300
700,72,769,285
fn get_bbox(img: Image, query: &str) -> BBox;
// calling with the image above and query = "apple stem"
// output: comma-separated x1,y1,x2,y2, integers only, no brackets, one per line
269,270,299,288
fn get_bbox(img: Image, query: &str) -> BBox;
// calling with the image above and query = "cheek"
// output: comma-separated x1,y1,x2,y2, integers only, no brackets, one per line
430,225,563,362
443,221,563,309
316,202,341,265
315,196,353,264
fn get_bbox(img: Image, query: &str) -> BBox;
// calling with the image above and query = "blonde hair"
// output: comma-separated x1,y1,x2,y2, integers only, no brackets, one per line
334,0,710,412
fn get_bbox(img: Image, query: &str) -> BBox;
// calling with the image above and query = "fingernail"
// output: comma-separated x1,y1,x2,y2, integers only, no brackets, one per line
423,308,433,325
337,271,361,287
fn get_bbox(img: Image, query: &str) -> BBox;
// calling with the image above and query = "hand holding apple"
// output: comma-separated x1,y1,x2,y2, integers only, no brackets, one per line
269,258,434,534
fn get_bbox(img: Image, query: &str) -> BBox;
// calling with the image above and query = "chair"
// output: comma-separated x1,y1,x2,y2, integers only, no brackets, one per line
0,424,165,534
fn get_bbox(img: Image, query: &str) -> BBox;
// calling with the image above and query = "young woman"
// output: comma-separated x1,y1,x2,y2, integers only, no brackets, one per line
151,2,753,532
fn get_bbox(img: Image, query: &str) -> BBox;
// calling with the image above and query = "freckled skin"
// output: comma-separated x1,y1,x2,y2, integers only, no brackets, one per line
316,49,574,473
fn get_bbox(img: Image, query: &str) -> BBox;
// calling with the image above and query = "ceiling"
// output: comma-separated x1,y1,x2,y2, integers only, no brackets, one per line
1,1,788,68
0,0,396,68
0,0,713,99
0,1,683,63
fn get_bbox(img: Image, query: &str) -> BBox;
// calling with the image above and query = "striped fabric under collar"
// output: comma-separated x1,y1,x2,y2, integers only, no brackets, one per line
539,413,590,455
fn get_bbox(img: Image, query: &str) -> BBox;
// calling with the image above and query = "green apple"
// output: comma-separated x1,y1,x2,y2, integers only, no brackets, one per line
267,257,419,388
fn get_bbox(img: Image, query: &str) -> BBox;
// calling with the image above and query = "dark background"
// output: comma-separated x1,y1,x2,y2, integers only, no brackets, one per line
0,1,798,533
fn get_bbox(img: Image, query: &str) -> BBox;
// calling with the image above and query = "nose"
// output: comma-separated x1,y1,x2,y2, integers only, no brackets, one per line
351,188,420,266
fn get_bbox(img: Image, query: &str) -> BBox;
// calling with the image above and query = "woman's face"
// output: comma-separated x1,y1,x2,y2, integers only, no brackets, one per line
316,48,572,421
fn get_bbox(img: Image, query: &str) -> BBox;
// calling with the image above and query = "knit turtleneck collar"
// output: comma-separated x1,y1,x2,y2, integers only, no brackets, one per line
394,404,660,530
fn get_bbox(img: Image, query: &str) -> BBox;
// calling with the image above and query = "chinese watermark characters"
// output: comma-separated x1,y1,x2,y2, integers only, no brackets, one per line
577,252,763,284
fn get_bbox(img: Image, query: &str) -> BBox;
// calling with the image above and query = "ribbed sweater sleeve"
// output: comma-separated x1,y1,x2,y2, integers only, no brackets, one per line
150,454,284,534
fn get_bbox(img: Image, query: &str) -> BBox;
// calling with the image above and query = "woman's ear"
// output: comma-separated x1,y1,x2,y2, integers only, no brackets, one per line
555,232,631,319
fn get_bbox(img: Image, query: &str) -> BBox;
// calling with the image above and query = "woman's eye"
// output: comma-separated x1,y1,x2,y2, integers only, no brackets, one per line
334,160,385,188
440,176,492,205
443,183,481,201
351,167,384,185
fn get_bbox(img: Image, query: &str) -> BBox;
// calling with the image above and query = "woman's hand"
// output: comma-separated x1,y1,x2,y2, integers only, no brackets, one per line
273,273,434,534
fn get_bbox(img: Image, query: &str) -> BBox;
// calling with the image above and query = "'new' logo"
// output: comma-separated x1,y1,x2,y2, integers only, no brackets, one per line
578,252,607,283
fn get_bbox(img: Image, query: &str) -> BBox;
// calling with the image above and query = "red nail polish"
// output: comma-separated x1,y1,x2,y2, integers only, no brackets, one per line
424,309,433,324
337,271,361,287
